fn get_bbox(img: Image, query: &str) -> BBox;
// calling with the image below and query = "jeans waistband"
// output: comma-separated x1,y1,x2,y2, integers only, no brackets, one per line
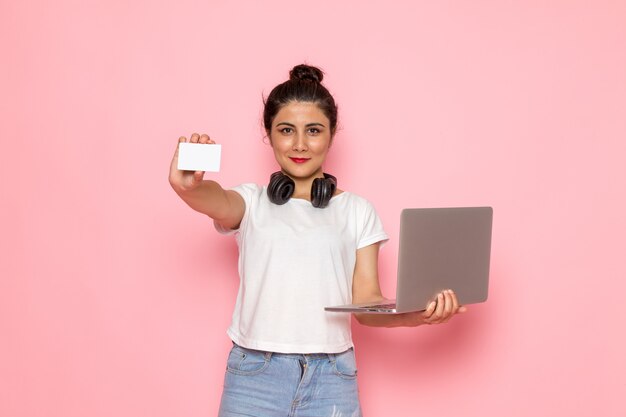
233,342,352,361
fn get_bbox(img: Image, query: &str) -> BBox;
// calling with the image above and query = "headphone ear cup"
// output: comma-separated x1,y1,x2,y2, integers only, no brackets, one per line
267,171,295,205
311,173,337,208
311,177,324,208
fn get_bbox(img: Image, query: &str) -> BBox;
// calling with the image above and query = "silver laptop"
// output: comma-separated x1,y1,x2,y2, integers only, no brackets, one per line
325,207,493,314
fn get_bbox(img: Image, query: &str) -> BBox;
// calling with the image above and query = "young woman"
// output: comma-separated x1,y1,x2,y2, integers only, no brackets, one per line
169,64,466,417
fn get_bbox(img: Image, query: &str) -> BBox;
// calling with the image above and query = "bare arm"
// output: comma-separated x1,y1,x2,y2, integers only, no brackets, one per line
351,243,466,328
168,133,245,230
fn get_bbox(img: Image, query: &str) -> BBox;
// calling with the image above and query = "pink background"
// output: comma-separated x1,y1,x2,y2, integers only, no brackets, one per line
2,1,625,416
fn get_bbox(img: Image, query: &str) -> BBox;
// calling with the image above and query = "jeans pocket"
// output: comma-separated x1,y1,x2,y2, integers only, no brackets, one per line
226,344,270,376
332,348,358,379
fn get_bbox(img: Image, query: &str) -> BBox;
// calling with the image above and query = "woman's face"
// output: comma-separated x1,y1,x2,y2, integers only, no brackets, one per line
269,101,332,180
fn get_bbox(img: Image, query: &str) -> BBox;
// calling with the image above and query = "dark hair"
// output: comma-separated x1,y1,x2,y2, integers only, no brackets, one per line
263,64,338,136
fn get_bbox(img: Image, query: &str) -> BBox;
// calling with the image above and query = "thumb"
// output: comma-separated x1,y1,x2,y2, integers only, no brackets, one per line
174,136,186,159
193,170,204,183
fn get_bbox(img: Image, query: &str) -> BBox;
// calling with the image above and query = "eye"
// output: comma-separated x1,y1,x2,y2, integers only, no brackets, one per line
279,127,293,134
307,127,321,135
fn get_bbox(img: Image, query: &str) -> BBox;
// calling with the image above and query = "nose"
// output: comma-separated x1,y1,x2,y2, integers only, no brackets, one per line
292,132,308,152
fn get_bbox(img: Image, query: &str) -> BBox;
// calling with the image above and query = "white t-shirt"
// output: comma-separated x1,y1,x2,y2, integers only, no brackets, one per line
215,183,388,354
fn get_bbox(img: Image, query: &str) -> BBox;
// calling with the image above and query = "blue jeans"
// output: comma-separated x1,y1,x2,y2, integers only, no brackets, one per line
218,343,362,417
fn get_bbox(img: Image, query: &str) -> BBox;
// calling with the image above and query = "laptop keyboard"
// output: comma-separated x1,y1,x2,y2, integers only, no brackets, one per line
365,303,397,309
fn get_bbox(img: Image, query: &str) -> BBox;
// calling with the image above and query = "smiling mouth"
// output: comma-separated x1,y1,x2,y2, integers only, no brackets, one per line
289,157,310,164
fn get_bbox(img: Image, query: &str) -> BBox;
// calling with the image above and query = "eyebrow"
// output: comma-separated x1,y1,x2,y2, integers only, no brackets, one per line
275,122,327,128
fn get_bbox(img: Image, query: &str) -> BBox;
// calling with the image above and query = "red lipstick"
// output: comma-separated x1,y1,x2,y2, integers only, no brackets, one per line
289,157,310,164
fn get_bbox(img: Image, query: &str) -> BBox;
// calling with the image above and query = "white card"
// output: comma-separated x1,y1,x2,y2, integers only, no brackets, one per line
177,143,221,172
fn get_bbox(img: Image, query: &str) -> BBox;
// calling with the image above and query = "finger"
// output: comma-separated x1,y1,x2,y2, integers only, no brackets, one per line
422,300,436,320
440,290,459,323
432,292,444,323
450,290,460,313
173,136,187,159
449,291,468,314
193,170,204,183
199,133,210,144
426,300,436,315
190,132,200,143
444,290,454,316
437,290,449,323
442,290,457,323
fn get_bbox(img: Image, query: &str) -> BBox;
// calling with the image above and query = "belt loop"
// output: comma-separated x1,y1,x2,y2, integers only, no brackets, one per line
327,352,336,363
264,351,273,361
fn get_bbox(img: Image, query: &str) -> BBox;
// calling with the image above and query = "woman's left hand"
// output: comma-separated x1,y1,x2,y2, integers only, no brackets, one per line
400,289,467,327
422,289,467,325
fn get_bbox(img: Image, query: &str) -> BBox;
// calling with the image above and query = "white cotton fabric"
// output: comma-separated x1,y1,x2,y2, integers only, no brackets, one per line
215,183,388,354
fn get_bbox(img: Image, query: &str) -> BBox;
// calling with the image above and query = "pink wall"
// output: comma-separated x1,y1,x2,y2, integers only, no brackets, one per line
2,1,625,416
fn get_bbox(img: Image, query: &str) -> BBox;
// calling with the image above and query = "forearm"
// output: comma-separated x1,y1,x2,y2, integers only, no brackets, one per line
355,290,467,328
354,311,426,328
171,179,230,219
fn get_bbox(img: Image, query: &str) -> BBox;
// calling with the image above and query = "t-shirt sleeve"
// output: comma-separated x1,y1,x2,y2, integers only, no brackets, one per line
357,200,389,249
213,183,260,235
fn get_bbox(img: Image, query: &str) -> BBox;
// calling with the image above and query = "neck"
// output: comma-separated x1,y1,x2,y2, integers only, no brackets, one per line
287,169,325,201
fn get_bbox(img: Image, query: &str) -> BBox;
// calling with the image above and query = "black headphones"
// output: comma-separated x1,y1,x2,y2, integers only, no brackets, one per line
267,171,337,208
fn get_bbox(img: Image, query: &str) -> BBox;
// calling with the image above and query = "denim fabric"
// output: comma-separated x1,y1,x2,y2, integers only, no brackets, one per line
218,343,362,417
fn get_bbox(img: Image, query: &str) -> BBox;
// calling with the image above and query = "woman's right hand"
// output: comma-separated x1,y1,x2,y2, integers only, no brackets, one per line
168,132,215,193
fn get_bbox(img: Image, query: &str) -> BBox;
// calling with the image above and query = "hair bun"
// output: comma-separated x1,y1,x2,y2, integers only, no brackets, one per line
289,64,324,83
